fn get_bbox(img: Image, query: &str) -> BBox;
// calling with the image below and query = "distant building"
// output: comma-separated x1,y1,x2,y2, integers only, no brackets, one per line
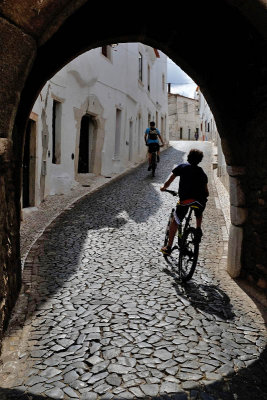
195,87,218,143
168,91,200,141
23,44,169,208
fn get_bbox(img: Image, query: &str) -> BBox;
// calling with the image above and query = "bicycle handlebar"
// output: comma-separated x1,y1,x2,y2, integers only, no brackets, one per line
163,189,178,196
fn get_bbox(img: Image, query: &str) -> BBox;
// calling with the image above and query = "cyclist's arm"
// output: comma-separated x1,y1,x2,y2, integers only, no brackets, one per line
160,173,176,191
144,129,148,143
144,134,147,145
158,134,164,146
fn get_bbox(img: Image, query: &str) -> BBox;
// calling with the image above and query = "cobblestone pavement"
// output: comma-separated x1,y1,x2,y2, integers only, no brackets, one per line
0,142,266,400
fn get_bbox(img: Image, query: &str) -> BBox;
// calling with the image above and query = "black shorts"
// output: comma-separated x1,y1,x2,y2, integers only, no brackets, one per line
148,143,160,153
174,199,206,224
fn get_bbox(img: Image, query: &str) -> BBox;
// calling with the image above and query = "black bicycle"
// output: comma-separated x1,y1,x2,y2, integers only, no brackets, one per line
162,189,201,282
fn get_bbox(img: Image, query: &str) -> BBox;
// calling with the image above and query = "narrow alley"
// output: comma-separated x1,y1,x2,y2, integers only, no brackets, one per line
0,142,266,400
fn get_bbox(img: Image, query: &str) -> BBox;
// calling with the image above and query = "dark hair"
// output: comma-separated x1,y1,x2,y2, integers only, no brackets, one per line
187,149,203,165
150,121,155,126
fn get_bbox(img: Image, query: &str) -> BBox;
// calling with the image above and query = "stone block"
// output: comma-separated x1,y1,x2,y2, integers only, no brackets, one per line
0,138,13,166
229,176,245,207
227,224,243,278
227,165,246,176
0,1,87,42
0,17,36,137
257,278,267,289
230,205,247,226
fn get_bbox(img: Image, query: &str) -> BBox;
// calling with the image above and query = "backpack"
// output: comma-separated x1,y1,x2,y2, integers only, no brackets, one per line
148,128,158,140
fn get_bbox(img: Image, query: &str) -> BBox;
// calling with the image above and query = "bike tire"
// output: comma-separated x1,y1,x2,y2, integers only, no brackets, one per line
151,153,157,177
178,227,199,282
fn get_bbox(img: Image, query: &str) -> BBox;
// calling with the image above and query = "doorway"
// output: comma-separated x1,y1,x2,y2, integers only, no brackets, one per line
129,120,133,162
78,115,93,173
22,119,37,208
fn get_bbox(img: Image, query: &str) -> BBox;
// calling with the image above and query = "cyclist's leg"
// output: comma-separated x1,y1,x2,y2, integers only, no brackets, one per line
194,202,206,242
161,205,187,251
196,215,202,228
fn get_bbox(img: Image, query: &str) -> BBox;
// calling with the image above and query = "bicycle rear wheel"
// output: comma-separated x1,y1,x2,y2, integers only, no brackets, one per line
178,227,199,282
151,152,157,177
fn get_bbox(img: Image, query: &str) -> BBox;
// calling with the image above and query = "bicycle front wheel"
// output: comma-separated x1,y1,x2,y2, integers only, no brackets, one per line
178,227,199,282
162,209,179,264
164,209,175,248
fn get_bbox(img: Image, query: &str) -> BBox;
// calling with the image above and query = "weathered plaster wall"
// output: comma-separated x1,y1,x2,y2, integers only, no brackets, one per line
30,43,168,202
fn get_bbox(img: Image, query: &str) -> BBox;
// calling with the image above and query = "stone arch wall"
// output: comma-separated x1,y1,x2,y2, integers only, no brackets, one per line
0,0,267,346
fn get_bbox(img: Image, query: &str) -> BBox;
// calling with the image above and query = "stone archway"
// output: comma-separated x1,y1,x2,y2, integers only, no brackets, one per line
0,0,267,344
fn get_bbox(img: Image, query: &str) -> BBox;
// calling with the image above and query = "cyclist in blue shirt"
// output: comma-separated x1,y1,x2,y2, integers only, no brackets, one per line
145,121,164,171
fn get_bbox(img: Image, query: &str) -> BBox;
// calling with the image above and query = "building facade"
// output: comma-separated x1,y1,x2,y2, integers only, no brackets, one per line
195,87,228,190
195,87,218,143
23,43,168,208
168,92,200,141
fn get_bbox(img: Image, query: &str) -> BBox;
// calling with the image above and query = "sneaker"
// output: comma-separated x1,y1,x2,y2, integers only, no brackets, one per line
195,227,203,243
157,155,160,162
161,246,172,256
148,165,152,171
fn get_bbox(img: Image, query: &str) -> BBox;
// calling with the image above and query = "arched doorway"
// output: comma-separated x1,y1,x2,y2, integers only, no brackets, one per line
78,115,94,174
22,118,37,208
0,0,267,341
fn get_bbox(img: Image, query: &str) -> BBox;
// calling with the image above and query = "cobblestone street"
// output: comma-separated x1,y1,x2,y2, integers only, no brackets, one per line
0,142,266,400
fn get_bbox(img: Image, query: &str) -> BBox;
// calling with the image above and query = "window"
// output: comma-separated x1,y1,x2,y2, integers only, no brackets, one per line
147,65,150,91
114,109,122,159
101,45,112,60
184,102,188,113
52,100,62,164
102,46,108,57
161,116,164,140
137,114,142,153
138,53,143,82
162,74,165,91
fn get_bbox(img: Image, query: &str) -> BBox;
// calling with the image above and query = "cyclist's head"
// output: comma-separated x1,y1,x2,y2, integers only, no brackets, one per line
187,149,203,166
150,121,156,127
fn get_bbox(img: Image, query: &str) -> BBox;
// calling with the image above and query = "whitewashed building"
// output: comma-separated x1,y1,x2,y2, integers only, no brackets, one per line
22,43,168,208
195,86,218,143
168,92,200,140
195,87,228,189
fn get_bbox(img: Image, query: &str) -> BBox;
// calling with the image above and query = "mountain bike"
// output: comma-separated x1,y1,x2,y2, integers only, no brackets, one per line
162,189,201,282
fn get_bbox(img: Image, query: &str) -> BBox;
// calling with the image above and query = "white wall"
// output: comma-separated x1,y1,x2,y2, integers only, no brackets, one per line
30,43,168,205
196,88,229,190
197,88,218,143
